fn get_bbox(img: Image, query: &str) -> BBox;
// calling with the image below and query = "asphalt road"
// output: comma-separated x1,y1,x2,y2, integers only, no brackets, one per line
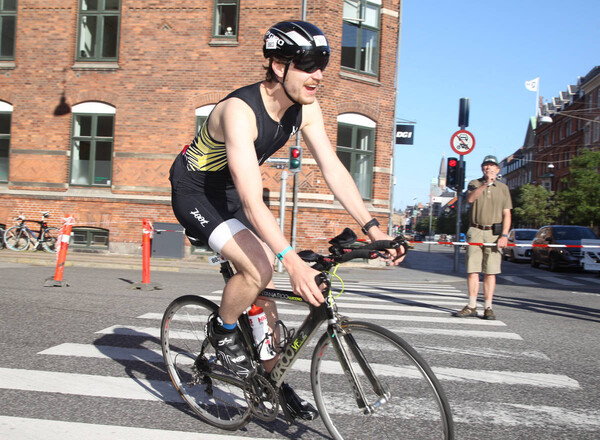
0,245,598,439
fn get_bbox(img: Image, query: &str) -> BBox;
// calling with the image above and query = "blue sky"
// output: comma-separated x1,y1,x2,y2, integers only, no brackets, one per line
393,0,600,210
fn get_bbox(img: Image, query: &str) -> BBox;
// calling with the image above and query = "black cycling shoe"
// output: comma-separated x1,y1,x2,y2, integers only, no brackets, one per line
205,315,256,379
281,382,319,421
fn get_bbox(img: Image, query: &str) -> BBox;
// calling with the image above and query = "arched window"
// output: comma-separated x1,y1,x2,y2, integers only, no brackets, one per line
70,102,115,186
195,105,215,133
0,101,13,183
337,113,376,200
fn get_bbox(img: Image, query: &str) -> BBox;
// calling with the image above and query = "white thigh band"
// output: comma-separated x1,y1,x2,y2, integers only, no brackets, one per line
208,218,248,253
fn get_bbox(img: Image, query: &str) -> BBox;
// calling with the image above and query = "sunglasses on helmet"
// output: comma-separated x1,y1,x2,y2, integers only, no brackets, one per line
292,51,330,73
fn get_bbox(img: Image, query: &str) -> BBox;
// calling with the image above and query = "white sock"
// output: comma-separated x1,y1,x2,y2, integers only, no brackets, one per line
484,300,492,309
468,297,477,308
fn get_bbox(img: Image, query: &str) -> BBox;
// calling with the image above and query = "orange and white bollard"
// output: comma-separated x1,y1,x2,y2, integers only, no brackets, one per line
132,219,162,290
44,215,75,287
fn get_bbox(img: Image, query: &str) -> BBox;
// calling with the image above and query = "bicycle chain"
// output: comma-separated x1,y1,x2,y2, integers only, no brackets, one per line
243,375,279,422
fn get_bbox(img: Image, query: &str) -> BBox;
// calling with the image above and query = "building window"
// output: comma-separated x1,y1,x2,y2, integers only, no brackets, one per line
213,0,238,38
76,0,120,61
195,105,215,132
0,101,12,183
71,226,109,250
337,113,376,200
341,0,380,75
594,117,600,143
70,102,115,187
584,123,591,146
0,0,16,60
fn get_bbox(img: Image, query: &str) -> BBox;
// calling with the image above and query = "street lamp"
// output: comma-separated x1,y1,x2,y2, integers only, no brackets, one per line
547,163,554,191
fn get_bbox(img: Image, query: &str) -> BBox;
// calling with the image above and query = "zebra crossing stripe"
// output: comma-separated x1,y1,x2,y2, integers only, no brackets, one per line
0,367,180,402
500,275,539,285
137,311,507,326
0,415,281,440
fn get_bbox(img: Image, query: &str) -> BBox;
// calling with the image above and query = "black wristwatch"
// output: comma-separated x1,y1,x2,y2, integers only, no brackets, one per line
361,218,380,235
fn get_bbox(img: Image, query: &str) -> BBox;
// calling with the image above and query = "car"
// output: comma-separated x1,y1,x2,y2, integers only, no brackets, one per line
530,225,599,271
503,228,538,262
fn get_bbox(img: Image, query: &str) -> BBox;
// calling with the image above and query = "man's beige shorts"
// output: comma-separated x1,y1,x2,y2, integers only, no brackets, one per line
465,227,502,274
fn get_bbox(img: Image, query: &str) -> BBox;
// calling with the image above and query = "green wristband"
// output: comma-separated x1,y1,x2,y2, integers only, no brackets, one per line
276,246,293,261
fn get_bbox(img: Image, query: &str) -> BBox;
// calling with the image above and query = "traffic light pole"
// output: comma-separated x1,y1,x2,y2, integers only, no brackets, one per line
454,155,464,272
454,97,469,272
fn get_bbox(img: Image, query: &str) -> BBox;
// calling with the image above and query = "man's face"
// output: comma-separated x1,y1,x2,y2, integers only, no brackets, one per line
281,62,324,105
482,162,500,180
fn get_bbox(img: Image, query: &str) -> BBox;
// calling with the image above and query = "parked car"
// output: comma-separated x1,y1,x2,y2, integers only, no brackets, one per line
531,225,599,271
503,228,538,262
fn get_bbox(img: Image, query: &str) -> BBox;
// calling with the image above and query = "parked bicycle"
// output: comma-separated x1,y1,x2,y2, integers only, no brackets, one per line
161,228,454,439
3,211,60,253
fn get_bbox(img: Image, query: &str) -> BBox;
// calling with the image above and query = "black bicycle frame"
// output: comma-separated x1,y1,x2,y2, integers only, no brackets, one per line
218,259,386,413
16,220,45,241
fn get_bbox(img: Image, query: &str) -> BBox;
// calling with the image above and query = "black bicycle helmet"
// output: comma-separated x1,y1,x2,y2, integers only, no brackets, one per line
263,21,330,73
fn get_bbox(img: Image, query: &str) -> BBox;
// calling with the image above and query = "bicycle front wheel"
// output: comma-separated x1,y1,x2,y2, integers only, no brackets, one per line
311,320,453,440
41,227,60,253
161,295,252,430
4,226,30,251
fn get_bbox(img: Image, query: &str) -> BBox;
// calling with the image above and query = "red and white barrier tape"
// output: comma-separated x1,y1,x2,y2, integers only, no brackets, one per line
410,240,600,249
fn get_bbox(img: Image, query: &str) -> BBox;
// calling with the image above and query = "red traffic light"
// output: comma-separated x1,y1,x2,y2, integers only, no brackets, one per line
448,159,458,168
291,148,300,158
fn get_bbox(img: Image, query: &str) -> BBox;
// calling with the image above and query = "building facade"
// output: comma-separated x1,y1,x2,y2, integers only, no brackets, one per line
0,0,401,254
502,66,600,198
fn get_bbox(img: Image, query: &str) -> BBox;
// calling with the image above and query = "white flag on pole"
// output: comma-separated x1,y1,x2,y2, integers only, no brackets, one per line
525,77,539,92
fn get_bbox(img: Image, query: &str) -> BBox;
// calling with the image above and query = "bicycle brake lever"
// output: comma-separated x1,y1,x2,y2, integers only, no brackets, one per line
315,273,330,293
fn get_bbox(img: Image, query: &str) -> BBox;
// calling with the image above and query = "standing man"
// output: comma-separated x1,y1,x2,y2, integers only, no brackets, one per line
169,21,405,420
455,155,512,320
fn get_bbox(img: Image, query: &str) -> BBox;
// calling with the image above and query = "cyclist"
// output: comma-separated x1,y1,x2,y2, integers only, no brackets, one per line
169,20,405,421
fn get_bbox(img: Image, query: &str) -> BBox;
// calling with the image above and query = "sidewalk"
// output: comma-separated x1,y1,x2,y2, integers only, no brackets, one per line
0,244,466,283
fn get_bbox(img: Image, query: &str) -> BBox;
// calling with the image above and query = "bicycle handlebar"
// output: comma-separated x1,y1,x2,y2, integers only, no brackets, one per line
300,234,409,271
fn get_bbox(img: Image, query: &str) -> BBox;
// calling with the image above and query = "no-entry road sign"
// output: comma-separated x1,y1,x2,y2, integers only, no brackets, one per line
450,130,475,155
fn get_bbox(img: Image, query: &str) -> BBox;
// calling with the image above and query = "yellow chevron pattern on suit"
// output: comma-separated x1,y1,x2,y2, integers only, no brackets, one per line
184,122,228,172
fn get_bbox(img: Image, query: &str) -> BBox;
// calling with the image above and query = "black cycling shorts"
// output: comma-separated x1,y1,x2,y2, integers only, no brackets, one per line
169,153,254,252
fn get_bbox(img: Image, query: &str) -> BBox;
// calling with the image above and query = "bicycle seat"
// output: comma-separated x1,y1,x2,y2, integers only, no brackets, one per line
185,230,207,247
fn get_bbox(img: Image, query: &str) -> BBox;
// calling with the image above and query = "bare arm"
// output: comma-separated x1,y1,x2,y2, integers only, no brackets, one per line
301,100,405,263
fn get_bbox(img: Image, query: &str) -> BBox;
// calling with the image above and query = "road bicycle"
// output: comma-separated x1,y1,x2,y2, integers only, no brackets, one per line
3,211,60,253
161,228,454,439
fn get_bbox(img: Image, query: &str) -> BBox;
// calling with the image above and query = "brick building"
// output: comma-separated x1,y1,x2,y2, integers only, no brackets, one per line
503,66,600,197
0,0,401,255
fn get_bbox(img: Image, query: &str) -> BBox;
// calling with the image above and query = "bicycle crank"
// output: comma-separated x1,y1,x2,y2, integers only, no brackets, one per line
243,375,279,422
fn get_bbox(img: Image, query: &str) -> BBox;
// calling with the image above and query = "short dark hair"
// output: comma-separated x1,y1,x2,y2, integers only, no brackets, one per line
264,57,290,82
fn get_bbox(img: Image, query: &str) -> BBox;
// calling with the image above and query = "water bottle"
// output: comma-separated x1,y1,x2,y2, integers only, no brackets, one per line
248,304,276,360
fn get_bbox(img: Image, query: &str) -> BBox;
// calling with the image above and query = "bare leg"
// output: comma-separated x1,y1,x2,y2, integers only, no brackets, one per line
218,229,274,324
482,273,496,307
467,272,480,308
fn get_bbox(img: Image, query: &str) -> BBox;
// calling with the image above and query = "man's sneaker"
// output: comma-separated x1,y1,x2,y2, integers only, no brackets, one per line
281,382,319,421
205,315,256,379
483,307,496,320
454,305,477,318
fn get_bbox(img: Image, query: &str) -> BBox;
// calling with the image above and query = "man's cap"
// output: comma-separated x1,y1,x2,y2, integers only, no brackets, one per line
481,155,499,166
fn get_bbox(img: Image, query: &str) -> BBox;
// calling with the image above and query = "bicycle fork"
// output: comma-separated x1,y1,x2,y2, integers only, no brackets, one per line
328,324,390,415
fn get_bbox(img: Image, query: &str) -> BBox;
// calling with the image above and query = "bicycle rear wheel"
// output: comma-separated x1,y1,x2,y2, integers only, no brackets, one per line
311,320,453,440
161,295,252,430
41,227,60,253
4,226,30,251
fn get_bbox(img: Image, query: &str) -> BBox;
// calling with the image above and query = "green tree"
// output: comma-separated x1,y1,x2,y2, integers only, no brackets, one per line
513,184,559,228
557,150,600,228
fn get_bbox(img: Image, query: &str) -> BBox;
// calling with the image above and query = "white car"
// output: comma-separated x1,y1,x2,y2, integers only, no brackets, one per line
503,228,538,262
